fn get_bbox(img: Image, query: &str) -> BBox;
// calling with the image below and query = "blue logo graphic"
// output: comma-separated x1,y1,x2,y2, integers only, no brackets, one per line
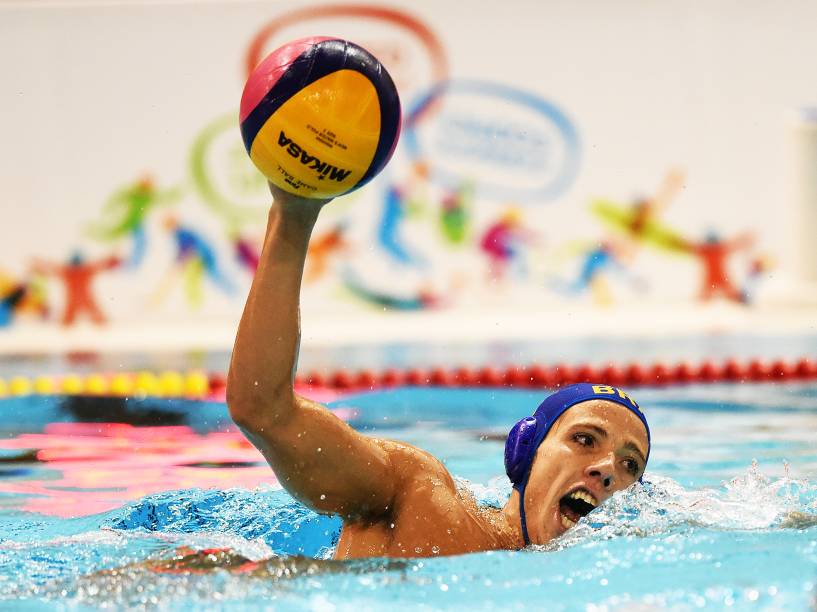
403,80,580,202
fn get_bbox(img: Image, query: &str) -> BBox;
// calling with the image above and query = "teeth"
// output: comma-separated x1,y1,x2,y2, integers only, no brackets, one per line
560,513,576,530
569,490,597,507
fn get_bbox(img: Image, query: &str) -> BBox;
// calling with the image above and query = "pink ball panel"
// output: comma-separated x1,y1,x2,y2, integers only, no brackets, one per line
239,36,333,123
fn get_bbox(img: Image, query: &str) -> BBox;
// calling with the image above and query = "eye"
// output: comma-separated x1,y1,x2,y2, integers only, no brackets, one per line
573,433,595,447
623,458,640,476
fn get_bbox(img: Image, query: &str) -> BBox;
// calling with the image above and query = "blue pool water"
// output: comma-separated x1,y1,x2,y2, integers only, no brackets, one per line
1,383,816,610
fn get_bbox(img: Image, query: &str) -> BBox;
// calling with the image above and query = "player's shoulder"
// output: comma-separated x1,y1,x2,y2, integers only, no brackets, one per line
377,439,457,491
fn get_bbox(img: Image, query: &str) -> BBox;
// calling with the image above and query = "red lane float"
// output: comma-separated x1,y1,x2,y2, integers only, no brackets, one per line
287,356,817,392
1,357,816,399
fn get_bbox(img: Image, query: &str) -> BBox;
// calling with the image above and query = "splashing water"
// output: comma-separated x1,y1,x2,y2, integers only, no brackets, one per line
539,462,817,552
1,464,814,609
2,383,817,609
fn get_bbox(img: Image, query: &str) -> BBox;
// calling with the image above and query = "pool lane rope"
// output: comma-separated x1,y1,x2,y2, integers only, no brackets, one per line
0,357,816,399
0,371,211,400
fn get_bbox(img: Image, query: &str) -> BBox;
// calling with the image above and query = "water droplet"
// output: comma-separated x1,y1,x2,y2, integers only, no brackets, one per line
431,546,440,554
745,589,759,602
320,494,326,500
414,547,423,554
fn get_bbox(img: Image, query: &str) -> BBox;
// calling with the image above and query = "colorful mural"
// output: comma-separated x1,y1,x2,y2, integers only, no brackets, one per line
31,254,121,326
0,3,781,332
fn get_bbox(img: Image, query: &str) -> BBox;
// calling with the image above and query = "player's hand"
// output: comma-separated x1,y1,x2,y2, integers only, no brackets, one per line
268,182,334,211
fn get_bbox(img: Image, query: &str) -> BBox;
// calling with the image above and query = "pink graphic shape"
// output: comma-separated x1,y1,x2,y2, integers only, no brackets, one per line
239,36,333,123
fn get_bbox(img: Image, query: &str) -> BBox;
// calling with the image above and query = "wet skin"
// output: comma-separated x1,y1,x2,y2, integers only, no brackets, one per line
514,399,648,544
334,399,648,558
227,185,649,559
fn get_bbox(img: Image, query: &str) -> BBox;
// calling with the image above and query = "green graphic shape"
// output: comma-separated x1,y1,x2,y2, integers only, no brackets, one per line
89,180,181,241
190,113,269,229
592,199,688,254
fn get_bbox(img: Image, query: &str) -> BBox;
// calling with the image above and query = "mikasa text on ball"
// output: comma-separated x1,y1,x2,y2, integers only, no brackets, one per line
239,37,402,199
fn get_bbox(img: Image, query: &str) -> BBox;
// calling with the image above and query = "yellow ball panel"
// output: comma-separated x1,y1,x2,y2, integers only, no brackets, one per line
250,70,381,198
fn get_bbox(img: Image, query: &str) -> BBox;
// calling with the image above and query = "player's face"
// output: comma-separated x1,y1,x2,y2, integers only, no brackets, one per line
522,400,649,544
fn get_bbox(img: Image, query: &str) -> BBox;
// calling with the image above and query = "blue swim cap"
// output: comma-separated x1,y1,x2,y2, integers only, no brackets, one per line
504,383,650,545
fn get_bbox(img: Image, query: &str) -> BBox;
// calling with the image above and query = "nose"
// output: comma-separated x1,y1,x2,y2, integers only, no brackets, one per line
585,453,616,490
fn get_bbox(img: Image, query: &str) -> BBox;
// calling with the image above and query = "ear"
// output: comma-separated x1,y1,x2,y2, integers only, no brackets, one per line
504,416,538,484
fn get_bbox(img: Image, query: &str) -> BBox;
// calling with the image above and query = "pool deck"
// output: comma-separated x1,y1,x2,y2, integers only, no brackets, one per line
0,299,815,356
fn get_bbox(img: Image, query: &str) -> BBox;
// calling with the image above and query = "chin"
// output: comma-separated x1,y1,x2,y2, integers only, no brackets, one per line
534,506,568,543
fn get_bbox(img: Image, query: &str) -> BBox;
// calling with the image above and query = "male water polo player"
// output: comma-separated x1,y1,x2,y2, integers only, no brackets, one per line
227,185,650,558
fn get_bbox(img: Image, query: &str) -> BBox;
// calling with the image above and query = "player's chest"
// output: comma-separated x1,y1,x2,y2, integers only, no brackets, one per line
335,503,494,559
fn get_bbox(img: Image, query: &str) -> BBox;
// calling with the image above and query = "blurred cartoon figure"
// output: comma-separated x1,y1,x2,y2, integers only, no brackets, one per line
152,217,234,309
31,252,121,326
624,169,685,245
741,254,775,305
439,182,473,246
479,208,534,282
88,175,181,268
378,162,429,267
0,270,49,326
679,231,754,303
551,240,645,307
231,230,261,275
18,276,50,320
341,269,441,311
592,169,687,257
0,284,26,327
305,222,349,283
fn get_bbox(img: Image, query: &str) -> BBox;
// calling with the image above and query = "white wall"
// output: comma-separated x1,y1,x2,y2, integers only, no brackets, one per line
1,0,816,334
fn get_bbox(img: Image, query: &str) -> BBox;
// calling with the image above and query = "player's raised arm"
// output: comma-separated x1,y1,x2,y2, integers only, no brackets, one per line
227,185,398,520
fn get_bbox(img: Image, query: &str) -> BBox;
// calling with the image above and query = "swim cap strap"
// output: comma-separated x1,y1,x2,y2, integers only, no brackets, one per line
517,479,531,547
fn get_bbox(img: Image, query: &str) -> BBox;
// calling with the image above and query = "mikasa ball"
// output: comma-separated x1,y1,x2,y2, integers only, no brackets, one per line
239,37,402,199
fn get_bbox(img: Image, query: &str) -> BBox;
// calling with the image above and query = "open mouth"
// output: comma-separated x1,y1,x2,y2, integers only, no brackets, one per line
558,488,598,530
